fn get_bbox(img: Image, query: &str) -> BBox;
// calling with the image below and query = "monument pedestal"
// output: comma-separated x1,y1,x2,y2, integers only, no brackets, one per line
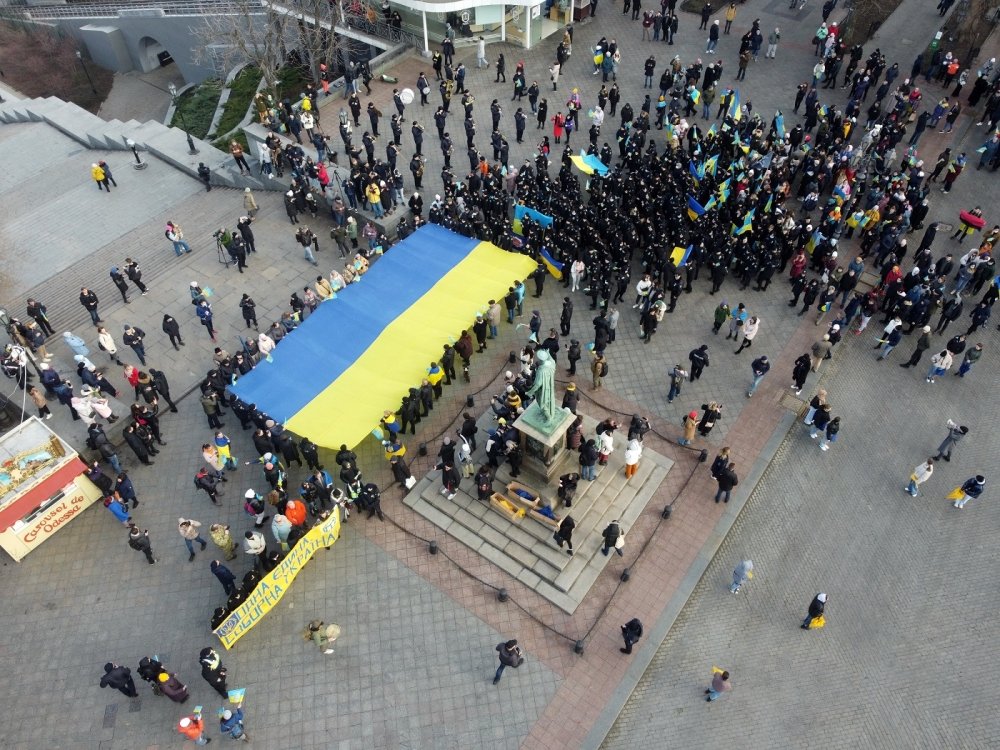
513,404,577,483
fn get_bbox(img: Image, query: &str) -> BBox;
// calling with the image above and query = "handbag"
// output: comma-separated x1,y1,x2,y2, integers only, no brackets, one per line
809,614,826,629
945,486,964,500
404,476,417,490
614,535,625,550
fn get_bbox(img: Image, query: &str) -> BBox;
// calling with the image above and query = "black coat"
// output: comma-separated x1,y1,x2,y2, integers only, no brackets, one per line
717,468,739,491
602,522,621,546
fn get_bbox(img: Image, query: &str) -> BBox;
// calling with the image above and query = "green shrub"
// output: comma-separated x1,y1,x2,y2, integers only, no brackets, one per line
215,66,264,139
170,79,222,140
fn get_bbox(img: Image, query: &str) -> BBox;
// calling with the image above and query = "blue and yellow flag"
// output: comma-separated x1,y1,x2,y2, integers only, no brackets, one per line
690,160,704,183
774,111,786,139
671,245,693,267
687,195,706,221
732,208,755,236
763,193,773,214
539,247,564,280
707,122,717,138
717,177,731,204
728,89,741,121
690,88,701,104
806,229,822,254
703,195,717,213
703,154,719,177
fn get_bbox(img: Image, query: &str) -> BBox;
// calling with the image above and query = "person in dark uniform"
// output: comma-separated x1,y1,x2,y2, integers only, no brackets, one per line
199,647,229,699
100,663,138,697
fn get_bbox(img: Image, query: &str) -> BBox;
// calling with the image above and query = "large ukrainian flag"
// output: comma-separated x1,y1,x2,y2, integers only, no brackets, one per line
231,225,535,448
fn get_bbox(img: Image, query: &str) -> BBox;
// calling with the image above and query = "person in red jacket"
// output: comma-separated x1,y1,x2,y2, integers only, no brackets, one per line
177,712,209,744
284,498,307,527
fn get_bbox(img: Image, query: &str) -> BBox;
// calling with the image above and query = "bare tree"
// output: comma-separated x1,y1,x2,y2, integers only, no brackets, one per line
941,0,1000,62
191,0,348,97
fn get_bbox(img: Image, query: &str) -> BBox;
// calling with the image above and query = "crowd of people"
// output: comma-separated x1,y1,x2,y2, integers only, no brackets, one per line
3,0,996,730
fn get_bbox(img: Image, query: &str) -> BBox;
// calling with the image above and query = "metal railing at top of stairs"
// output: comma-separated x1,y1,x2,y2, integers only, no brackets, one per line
334,2,422,51
4,0,257,20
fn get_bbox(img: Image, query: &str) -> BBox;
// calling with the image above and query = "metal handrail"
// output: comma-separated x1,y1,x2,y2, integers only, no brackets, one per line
10,0,254,19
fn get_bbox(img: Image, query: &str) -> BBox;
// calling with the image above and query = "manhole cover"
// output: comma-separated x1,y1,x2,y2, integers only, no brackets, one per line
780,393,805,413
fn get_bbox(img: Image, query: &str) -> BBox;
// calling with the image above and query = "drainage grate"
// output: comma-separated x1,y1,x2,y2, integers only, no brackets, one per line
780,392,806,413
102,703,118,729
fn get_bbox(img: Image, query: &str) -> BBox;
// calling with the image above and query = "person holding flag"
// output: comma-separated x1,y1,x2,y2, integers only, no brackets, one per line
220,704,250,742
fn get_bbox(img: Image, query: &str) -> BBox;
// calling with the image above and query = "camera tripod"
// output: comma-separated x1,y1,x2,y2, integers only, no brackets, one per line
215,235,231,268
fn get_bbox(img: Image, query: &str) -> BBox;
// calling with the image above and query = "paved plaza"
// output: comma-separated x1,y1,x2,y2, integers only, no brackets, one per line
0,0,997,747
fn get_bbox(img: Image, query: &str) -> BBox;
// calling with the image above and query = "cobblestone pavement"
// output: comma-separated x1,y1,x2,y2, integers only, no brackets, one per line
0,0,997,747
603,1,1000,747
602,311,1000,749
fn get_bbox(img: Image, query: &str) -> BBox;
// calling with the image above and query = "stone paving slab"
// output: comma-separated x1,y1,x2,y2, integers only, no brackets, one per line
405,430,672,612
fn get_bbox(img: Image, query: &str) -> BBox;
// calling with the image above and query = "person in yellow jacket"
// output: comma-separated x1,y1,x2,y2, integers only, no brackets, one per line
724,2,737,34
91,163,111,192
365,181,384,218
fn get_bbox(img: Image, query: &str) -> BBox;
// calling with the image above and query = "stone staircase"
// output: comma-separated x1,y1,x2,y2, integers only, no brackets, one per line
403,414,673,613
0,93,285,192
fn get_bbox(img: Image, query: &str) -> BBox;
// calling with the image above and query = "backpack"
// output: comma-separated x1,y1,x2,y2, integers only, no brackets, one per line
625,618,643,638
600,361,609,377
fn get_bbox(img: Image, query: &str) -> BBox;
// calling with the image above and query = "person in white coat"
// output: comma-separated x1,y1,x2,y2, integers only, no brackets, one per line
477,37,488,68
905,458,934,497
597,428,614,466
624,438,642,479
570,259,586,292
926,349,953,383
734,316,760,354
96,326,125,366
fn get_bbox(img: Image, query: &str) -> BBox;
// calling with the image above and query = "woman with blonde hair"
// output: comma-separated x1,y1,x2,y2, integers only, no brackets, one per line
698,402,723,436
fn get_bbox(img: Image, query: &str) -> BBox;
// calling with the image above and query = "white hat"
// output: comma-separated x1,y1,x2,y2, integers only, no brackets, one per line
245,489,256,499
817,593,828,602
179,717,191,728
222,709,233,720
244,187,251,192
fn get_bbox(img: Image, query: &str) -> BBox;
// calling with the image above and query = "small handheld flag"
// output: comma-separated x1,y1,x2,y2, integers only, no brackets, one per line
728,90,741,122
687,195,706,221
539,247,565,280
